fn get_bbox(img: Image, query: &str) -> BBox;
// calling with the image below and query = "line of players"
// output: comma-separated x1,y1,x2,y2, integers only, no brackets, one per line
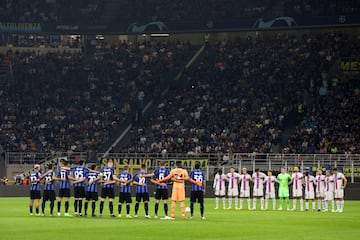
29,159,206,219
212,166,347,212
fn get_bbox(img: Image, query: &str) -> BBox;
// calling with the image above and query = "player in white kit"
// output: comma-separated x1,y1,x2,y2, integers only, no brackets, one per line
251,169,266,210
304,172,316,211
314,168,325,211
264,170,278,210
323,170,335,212
239,168,252,210
226,167,240,209
213,169,227,209
290,166,304,211
333,167,347,213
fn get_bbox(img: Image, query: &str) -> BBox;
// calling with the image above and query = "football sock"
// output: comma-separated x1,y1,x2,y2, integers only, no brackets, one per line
92,202,96,215
144,202,149,215
135,202,139,214
84,202,88,215
164,203,168,216
126,204,130,215
74,200,78,213
200,203,204,217
190,202,194,216
78,200,83,214
57,201,61,212
109,202,113,214
65,201,69,213
155,203,159,215
100,201,104,214
118,204,122,214
50,201,54,214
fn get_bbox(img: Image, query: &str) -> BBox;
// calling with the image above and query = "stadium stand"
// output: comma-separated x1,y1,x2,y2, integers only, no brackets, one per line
122,32,359,154
0,40,193,153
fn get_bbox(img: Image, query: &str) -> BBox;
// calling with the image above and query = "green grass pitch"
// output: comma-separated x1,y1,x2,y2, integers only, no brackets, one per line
1,198,359,240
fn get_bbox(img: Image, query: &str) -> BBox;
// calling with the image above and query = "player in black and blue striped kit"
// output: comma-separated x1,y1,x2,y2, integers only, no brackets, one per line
29,164,45,216
117,165,133,218
84,164,100,217
41,164,56,216
133,164,152,218
153,161,170,218
72,160,88,216
99,160,117,217
189,162,206,220
57,160,74,216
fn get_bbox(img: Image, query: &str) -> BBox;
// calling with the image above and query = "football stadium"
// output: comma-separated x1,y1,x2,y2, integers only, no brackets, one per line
1,1,360,240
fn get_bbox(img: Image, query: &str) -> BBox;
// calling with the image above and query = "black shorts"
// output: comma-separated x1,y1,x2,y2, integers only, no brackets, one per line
190,191,204,203
74,187,85,198
86,191,99,201
136,193,149,202
30,190,41,200
119,192,132,203
43,190,56,201
101,188,115,199
155,189,169,200
58,188,70,198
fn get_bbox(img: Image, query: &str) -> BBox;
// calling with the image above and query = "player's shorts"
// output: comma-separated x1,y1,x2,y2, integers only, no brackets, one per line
325,191,334,201
190,191,204,203
30,190,41,200
58,188,70,198
227,188,239,197
155,189,169,200
101,188,115,199
305,191,315,200
74,187,85,198
240,190,250,198
316,190,325,198
171,188,185,201
278,188,289,198
334,189,344,199
136,193,149,202
292,188,303,198
265,191,276,199
214,188,226,197
119,192,132,203
253,188,264,197
86,191,98,201
43,190,56,201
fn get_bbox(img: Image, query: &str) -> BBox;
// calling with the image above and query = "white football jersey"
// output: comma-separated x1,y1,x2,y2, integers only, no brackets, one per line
264,176,277,193
304,175,315,193
239,174,252,192
325,176,335,192
252,172,267,191
315,174,325,193
227,172,240,190
292,172,304,190
213,173,227,191
333,173,346,190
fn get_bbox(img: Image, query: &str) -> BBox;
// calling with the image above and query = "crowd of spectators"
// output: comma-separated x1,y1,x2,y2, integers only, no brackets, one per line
0,0,103,23
123,32,358,155
1,0,359,25
114,0,360,23
0,40,193,153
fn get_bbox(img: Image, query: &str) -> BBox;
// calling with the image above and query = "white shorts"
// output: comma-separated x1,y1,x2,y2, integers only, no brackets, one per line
265,191,276,199
325,191,334,201
215,188,226,197
253,188,264,197
315,190,325,198
305,191,315,200
334,189,344,199
228,188,239,197
293,189,303,198
240,190,250,198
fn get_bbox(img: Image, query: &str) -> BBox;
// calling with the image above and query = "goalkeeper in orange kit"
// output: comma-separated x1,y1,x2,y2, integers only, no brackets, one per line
157,161,201,219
